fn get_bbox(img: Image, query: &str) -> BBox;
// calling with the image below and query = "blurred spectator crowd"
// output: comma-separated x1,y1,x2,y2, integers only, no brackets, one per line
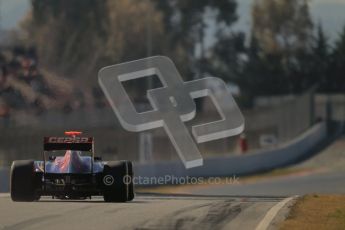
0,46,113,127
0,46,53,122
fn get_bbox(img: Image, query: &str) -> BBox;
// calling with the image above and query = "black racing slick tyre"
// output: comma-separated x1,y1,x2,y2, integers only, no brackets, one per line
103,161,134,202
10,160,38,202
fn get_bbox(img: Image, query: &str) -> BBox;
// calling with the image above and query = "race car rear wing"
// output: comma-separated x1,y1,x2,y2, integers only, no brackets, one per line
44,137,93,151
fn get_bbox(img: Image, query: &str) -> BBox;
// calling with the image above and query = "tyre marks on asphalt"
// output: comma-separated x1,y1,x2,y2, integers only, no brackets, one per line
135,202,213,230
0,195,290,230
135,200,250,230
197,201,245,229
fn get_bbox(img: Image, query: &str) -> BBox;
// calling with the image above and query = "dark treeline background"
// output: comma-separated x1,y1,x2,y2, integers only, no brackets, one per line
16,0,345,108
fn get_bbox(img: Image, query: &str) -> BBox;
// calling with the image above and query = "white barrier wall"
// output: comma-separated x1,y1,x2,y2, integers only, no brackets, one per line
133,122,327,178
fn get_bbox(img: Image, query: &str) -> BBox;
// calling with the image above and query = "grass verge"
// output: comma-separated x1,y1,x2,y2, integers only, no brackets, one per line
280,194,345,230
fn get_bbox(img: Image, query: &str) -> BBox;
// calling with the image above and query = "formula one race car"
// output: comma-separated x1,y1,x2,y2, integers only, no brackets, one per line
10,131,134,202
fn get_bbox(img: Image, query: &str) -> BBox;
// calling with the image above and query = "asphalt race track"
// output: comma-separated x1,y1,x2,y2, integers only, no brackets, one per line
1,170,344,229
0,193,293,230
2,171,345,230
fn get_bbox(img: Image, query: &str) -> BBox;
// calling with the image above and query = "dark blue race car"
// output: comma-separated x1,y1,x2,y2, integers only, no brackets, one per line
10,131,134,202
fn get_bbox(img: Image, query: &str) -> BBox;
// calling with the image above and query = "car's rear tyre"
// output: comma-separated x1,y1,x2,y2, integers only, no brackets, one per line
103,161,134,202
10,160,38,202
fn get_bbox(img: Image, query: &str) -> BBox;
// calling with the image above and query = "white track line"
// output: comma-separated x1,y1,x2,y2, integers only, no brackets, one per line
255,196,296,230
